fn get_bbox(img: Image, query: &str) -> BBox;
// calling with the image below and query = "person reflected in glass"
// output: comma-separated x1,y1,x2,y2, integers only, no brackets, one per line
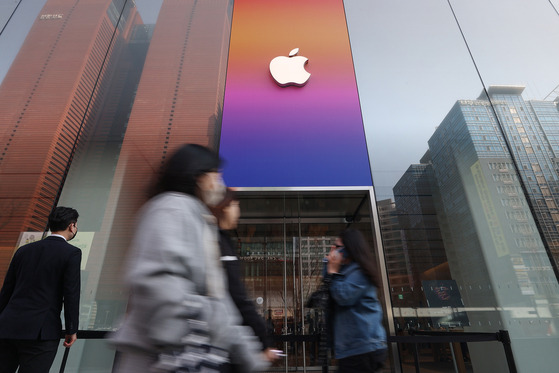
111,144,270,373
326,228,387,372
210,188,281,370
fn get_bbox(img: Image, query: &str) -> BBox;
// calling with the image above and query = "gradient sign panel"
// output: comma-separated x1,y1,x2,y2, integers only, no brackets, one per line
219,0,372,187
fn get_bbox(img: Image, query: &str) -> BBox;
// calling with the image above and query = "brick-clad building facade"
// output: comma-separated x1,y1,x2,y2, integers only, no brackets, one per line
0,0,140,271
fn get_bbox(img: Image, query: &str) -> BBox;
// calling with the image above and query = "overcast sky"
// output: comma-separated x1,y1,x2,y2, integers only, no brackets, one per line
2,0,559,200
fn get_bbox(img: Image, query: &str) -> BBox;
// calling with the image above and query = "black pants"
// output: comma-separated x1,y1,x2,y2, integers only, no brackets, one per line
0,339,59,373
337,349,387,373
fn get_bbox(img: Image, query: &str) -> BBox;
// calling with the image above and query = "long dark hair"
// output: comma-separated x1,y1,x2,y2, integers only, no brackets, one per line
150,144,223,197
340,228,381,288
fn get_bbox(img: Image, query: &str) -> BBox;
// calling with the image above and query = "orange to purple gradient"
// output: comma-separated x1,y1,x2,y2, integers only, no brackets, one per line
219,0,372,187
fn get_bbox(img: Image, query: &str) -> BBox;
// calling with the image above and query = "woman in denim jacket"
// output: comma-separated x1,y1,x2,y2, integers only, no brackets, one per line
325,228,387,372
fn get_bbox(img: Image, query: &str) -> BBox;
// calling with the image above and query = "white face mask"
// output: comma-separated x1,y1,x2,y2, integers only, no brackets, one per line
199,173,226,207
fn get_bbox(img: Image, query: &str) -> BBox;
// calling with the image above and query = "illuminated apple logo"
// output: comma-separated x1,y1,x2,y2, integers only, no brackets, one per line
269,48,311,87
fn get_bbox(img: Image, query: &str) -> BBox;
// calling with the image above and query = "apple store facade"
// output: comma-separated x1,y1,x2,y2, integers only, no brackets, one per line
2,0,559,372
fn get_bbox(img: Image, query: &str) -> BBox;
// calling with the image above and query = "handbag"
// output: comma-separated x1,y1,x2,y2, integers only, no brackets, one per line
151,319,229,373
306,276,331,309
305,276,333,366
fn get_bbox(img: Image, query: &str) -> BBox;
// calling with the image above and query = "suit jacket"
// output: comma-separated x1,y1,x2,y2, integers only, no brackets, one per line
0,236,81,340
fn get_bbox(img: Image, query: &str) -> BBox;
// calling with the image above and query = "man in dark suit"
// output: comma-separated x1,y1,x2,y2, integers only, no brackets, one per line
0,207,81,373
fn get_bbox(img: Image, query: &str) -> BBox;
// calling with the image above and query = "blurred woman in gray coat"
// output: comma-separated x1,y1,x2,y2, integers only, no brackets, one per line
111,144,269,373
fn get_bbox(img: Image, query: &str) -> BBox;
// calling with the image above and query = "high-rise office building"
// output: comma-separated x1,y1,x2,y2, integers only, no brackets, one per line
0,0,141,272
393,163,448,288
405,86,559,304
82,0,233,329
429,86,559,276
419,86,559,371
376,199,412,302
391,161,451,329
0,0,234,328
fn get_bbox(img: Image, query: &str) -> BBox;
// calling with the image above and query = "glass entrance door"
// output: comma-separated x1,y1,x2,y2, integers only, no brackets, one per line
234,189,379,371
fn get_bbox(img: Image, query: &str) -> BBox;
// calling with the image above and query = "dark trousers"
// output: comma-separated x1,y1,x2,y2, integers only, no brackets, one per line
0,339,59,373
337,349,387,373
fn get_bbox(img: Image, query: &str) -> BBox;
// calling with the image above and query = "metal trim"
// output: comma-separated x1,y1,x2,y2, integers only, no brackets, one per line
238,218,372,224
367,187,402,373
233,186,373,192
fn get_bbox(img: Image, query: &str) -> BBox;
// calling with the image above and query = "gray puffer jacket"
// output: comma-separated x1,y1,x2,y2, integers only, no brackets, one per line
111,192,268,372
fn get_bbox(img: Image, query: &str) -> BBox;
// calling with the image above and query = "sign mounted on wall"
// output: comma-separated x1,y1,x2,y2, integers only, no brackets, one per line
269,48,311,87
40,14,63,20
219,0,372,187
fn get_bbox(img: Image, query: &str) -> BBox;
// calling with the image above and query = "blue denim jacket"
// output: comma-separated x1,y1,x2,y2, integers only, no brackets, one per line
328,262,387,359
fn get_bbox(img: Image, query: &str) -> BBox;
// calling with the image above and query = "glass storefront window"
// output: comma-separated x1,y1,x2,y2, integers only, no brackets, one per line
234,189,387,370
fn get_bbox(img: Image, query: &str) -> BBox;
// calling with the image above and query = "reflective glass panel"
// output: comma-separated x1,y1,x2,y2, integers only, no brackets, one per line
346,0,559,371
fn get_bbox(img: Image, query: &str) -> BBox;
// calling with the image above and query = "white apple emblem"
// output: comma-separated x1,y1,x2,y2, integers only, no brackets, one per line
269,48,311,87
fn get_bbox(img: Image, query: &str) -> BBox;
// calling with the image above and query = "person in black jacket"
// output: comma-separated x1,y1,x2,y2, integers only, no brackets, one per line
0,206,81,373
210,189,279,367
